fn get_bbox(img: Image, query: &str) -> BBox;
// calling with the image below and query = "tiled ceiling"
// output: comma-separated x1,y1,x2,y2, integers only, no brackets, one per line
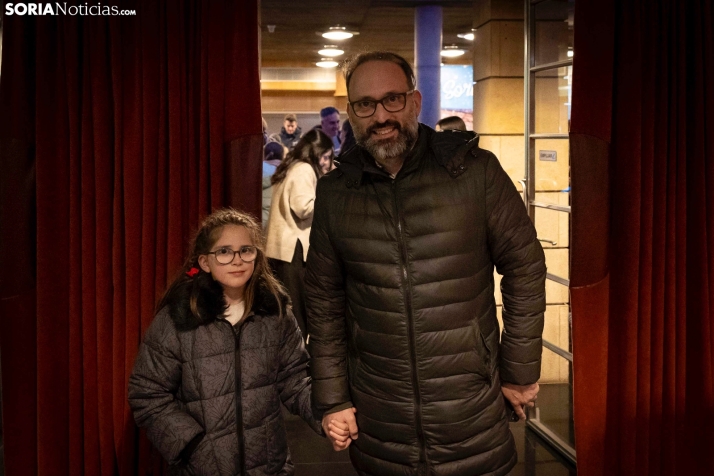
260,0,476,68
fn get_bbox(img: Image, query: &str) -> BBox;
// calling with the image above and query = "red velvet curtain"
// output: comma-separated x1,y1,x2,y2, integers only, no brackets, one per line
571,0,714,474
0,1,262,474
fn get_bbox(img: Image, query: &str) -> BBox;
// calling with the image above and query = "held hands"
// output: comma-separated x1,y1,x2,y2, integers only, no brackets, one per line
501,382,539,421
322,407,359,451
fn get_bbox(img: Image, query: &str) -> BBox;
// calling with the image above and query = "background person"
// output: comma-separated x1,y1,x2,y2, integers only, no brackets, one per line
266,129,334,338
262,141,285,227
338,119,356,158
270,113,303,150
435,115,467,132
262,117,270,144
316,106,342,154
305,51,546,476
128,209,335,475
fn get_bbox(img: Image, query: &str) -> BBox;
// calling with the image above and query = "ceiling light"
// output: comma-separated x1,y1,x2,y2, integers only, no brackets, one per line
316,58,339,68
457,32,475,41
318,45,344,57
321,26,358,40
440,45,465,58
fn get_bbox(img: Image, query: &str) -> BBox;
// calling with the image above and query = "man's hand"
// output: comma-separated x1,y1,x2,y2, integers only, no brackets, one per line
501,382,539,421
322,407,359,451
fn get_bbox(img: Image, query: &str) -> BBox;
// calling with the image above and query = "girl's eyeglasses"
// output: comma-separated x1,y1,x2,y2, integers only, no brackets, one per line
206,246,257,264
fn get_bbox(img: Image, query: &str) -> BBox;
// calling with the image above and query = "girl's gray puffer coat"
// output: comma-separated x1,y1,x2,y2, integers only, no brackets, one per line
128,278,321,476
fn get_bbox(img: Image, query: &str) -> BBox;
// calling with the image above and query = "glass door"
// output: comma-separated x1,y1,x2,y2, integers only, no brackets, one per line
523,0,576,466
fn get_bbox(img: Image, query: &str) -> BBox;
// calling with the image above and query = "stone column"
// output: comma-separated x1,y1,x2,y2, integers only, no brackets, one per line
472,0,525,179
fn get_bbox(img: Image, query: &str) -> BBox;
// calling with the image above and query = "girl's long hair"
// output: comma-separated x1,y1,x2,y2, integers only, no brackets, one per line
271,129,333,185
157,208,287,322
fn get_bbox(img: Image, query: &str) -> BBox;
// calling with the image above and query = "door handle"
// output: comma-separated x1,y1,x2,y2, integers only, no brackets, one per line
517,179,528,209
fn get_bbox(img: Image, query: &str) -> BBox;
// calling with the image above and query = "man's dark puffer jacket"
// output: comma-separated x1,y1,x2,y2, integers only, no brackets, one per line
128,279,321,476
305,125,547,476
271,126,303,150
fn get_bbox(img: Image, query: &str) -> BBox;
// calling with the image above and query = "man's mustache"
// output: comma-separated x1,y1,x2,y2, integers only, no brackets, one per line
368,120,402,135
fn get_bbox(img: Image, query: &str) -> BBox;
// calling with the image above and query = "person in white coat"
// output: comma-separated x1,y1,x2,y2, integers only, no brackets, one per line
266,129,334,337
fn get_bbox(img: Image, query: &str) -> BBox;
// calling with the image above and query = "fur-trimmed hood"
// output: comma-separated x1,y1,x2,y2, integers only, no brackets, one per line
167,276,288,332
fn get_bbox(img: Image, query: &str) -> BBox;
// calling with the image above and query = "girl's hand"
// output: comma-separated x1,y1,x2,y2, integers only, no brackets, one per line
322,407,358,451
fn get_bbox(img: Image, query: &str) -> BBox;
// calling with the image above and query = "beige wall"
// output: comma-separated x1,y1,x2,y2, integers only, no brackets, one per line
261,70,347,114
261,91,347,114
472,0,525,181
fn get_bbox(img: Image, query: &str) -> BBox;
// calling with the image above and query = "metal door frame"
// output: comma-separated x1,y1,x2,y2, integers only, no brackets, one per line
523,0,576,467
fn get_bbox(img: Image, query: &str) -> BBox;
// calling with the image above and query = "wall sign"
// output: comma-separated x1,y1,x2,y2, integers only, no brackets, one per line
539,150,557,162
440,65,473,112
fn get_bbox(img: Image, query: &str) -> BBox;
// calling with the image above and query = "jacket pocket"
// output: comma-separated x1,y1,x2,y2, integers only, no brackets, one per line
180,437,214,476
470,320,492,381
265,414,288,474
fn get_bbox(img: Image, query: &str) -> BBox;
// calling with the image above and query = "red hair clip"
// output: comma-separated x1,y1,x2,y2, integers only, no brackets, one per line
186,267,200,278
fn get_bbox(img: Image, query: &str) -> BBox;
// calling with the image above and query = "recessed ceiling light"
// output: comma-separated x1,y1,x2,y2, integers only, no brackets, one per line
316,58,339,68
320,26,358,40
318,45,344,57
440,45,465,58
457,32,475,41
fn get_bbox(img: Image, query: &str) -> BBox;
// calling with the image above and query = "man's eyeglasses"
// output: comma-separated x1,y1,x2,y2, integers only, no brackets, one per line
206,246,258,264
348,90,415,118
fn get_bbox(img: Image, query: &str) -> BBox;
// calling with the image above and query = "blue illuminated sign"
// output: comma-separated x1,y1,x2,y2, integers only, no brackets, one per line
440,65,473,112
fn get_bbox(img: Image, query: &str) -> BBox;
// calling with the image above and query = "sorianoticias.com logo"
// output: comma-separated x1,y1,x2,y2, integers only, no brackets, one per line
5,3,136,16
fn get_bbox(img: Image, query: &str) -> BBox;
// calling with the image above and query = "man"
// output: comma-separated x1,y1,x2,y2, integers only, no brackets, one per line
318,106,342,153
271,113,302,150
304,51,546,476
435,115,468,132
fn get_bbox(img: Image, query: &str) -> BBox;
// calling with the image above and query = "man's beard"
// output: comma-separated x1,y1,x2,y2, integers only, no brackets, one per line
353,119,419,162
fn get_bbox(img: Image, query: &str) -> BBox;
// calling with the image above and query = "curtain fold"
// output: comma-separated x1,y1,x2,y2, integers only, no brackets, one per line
571,0,714,474
0,16,39,472
0,1,261,474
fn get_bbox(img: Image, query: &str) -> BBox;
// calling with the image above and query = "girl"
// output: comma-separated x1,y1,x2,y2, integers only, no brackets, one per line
129,209,331,476
265,129,334,338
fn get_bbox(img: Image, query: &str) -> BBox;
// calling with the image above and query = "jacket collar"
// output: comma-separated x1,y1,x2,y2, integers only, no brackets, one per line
280,126,301,138
169,278,287,332
336,124,479,187
337,123,428,187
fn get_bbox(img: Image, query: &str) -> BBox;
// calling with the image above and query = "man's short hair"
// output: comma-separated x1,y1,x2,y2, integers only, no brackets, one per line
436,116,467,132
320,107,339,118
284,113,297,122
343,51,416,96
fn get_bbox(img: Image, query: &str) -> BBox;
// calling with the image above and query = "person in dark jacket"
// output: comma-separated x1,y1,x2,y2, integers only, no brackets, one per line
304,51,547,476
270,113,303,150
338,119,356,158
128,209,339,476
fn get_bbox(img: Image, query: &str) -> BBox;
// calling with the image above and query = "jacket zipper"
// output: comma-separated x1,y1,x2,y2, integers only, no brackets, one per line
391,180,429,473
232,321,247,476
